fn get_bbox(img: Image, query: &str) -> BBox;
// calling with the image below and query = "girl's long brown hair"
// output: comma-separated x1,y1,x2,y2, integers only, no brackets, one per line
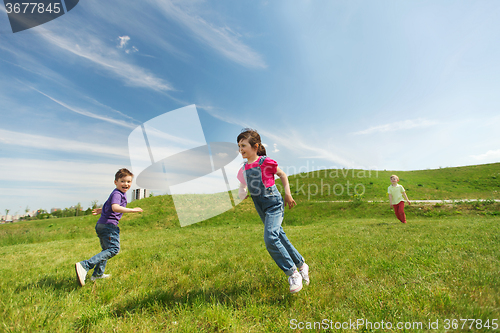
237,128,267,156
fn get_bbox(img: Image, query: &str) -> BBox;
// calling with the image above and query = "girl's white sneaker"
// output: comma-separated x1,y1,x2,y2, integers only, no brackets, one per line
90,274,111,281
299,263,310,285
288,271,303,293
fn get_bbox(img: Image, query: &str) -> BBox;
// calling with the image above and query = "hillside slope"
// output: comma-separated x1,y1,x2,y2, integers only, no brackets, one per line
287,162,500,201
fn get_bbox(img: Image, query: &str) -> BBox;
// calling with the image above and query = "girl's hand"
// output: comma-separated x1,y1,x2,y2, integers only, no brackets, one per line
92,208,102,215
284,193,296,209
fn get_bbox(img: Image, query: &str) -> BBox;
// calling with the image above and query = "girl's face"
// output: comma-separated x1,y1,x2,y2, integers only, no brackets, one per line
238,138,258,161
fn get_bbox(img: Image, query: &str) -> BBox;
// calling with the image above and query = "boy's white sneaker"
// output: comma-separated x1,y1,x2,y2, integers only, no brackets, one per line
288,270,303,294
299,263,310,286
75,262,87,286
90,274,111,281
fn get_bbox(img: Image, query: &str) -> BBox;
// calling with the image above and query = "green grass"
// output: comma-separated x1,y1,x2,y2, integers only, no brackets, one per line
1,163,499,332
287,162,500,201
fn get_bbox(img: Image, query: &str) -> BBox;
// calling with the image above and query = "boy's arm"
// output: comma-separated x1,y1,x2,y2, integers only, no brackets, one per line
276,167,296,209
388,194,393,206
403,192,411,205
92,208,102,215
112,204,143,213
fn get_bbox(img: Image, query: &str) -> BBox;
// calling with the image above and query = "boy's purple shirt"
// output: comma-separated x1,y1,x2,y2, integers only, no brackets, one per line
97,188,127,225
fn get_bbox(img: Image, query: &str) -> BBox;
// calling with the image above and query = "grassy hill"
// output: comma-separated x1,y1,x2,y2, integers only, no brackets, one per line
287,162,500,201
0,163,499,332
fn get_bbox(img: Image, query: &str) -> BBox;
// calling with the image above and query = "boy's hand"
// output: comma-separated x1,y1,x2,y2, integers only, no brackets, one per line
92,208,102,215
284,193,296,209
132,207,143,213
407,201,411,206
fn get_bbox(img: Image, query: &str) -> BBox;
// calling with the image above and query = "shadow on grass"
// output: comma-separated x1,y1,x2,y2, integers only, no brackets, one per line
16,275,79,293
111,284,298,318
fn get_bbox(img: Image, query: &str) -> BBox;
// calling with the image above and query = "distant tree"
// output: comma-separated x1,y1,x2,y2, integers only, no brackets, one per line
5,209,9,216
90,200,99,210
36,209,49,219
75,203,82,216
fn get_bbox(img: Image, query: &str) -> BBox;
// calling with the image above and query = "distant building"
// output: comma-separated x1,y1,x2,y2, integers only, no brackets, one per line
131,188,150,201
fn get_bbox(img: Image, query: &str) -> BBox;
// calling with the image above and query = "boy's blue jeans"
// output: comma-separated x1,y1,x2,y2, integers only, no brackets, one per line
80,223,120,277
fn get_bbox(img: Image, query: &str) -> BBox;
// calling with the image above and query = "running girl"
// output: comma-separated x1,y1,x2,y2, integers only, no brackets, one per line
237,128,309,293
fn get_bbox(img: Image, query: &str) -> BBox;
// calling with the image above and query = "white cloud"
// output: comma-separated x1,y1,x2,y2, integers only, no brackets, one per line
151,0,267,69
0,158,121,187
272,143,279,153
40,32,174,92
352,118,438,135
0,129,129,158
0,158,133,212
471,149,500,161
201,107,356,168
117,36,131,48
126,46,139,54
29,86,137,129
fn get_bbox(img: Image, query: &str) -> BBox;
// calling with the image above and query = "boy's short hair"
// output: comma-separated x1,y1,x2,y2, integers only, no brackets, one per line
390,174,399,181
115,168,134,181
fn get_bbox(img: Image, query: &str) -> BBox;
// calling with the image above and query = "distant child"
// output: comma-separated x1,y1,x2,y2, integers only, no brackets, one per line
237,129,309,294
388,175,411,224
75,168,143,286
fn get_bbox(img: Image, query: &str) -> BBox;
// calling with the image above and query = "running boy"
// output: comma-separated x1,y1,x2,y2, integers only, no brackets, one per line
75,168,143,286
388,174,411,223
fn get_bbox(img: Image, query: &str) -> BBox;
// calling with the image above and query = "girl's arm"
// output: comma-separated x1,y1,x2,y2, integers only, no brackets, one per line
112,204,143,214
276,167,296,209
238,182,248,200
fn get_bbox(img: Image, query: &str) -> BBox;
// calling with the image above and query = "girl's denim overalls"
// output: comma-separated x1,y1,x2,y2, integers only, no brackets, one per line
244,156,304,276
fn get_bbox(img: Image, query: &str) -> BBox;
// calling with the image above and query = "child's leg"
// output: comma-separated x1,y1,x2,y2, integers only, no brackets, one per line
93,232,110,277
277,227,304,268
80,224,120,275
393,202,406,223
263,211,297,276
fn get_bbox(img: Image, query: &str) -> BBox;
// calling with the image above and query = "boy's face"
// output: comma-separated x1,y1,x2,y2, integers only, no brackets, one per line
390,176,399,185
114,175,133,193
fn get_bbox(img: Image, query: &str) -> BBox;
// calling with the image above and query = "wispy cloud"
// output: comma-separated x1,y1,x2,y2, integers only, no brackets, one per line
0,158,121,187
471,149,500,161
40,32,175,92
200,107,356,168
352,118,438,135
28,86,138,129
0,129,129,158
152,0,267,69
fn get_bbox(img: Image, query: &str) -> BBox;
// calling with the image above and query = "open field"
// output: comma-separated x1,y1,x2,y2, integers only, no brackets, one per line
1,163,499,332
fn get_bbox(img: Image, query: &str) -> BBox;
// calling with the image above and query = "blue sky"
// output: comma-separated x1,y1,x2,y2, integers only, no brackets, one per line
1,0,500,215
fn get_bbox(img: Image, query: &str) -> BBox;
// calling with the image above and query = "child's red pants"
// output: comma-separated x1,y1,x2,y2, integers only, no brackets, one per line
392,201,406,223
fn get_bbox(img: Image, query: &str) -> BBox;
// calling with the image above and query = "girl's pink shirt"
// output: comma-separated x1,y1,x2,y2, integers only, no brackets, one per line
237,157,278,188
